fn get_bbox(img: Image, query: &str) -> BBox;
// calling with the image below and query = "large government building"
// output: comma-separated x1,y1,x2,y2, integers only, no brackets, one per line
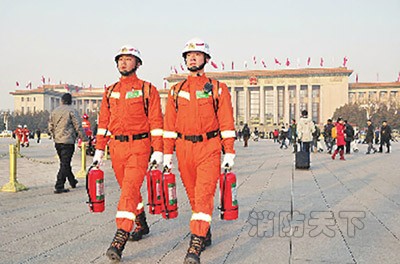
10,67,400,129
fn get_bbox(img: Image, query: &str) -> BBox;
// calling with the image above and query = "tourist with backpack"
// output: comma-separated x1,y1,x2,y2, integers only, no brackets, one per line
344,120,355,154
94,45,164,261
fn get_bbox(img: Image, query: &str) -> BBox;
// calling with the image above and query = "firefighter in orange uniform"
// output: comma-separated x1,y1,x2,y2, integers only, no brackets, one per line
82,114,92,136
22,125,30,147
14,125,23,145
93,45,163,262
163,38,236,264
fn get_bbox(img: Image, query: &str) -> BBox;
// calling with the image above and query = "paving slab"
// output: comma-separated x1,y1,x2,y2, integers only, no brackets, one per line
1,138,400,263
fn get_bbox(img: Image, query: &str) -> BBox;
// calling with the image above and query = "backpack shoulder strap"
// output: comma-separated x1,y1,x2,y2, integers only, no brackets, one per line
106,82,118,109
172,80,187,112
208,78,220,114
142,81,151,117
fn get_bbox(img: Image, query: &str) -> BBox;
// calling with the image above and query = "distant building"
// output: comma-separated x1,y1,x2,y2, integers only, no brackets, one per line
348,82,400,105
164,67,353,126
9,69,400,129
10,84,103,115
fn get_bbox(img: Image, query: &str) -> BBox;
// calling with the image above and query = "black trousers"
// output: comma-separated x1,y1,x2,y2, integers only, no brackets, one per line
55,143,76,190
345,140,351,154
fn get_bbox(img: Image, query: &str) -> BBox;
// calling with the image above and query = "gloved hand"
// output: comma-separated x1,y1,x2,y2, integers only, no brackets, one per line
150,151,163,166
163,154,173,170
221,153,235,169
93,150,104,166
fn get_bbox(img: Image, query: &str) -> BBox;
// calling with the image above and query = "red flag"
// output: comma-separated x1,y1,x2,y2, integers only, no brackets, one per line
180,64,185,71
89,84,92,91
26,81,32,89
16,81,20,87
307,57,311,66
244,61,248,69
343,56,348,67
261,59,267,68
48,77,50,84
231,61,234,70
211,61,218,69
285,58,290,67
163,81,167,89
397,72,400,82
356,74,359,83
174,66,178,74
274,58,281,65
221,61,225,70
104,84,107,90
41,75,45,84
252,56,257,65
320,57,324,67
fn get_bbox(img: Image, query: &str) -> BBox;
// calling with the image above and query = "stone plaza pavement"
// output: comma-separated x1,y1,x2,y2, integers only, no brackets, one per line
0,137,399,264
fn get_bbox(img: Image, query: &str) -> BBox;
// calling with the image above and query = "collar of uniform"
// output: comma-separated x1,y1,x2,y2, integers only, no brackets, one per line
119,74,139,85
187,73,208,83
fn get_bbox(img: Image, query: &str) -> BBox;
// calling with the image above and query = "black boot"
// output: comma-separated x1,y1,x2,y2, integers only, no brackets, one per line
106,229,130,262
129,211,149,241
201,228,212,251
184,234,205,264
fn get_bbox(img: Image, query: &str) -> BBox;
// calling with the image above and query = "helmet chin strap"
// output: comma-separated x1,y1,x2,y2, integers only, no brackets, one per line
187,61,206,72
118,65,138,76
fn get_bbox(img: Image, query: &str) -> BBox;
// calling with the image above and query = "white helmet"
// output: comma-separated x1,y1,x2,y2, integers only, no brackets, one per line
18,125,22,128
23,125,27,128
115,45,143,65
182,38,211,58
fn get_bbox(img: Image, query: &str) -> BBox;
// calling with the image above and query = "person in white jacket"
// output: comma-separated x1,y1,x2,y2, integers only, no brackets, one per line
297,110,315,152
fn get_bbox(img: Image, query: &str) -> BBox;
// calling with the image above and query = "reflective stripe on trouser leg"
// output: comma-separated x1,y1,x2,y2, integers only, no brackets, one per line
110,139,150,232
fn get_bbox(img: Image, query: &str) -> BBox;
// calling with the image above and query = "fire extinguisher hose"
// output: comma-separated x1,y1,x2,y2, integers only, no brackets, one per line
85,161,98,211
147,161,157,214
161,167,171,219
221,168,228,217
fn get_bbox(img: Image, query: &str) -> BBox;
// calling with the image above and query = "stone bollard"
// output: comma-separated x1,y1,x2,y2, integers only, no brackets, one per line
1,144,28,192
76,142,87,178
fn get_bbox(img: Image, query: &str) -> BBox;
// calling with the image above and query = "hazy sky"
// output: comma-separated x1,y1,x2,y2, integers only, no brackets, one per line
1,0,399,110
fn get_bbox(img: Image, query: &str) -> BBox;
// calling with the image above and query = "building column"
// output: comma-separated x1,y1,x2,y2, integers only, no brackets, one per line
296,85,300,120
284,85,290,125
273,86,278,124
260,86,265,125
231,88,238,125
244,86,249,124
308,85,312,117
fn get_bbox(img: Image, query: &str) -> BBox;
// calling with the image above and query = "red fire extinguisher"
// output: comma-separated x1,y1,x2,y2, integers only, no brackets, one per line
219,167,238,220
161,167,178,219
86,162,105,213
146,162,162,215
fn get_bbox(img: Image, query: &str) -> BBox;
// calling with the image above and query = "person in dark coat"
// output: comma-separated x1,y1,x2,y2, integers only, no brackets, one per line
379,120,392,153
365,119,377,154
344,120,354,154
242,123,250,147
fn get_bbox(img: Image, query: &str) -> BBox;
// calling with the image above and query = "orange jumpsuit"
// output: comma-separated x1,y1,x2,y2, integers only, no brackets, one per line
163,74,236,237
82,119,92,136
22,128,30,146
14,128,23,143
96,74,163,232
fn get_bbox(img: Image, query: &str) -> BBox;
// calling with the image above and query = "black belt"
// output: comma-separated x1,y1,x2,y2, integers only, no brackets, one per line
177,130,219,143
114,132,149,142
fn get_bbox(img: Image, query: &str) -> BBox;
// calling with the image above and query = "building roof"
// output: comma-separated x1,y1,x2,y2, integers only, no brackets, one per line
164,67,353,82
10,84,103,96
349,82,400,89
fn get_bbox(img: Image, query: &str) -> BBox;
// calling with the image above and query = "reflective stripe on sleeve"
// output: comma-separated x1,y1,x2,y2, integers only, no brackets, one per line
110,92,120,99
191,212,212,223
97,128,112,136
136,202,144,210
221,130,236,139
178,91,190,101
116,211,136,221
163,131,178,139
150,129,163,137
